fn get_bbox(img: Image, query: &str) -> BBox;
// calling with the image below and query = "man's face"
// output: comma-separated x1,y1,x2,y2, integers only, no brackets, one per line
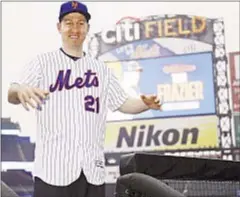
57,12,89,48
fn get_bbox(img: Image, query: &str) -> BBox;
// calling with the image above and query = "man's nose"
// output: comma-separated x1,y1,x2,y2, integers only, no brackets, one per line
71,24,80,32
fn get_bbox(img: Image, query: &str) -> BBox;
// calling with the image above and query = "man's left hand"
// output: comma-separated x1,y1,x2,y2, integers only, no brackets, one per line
141,95,162,110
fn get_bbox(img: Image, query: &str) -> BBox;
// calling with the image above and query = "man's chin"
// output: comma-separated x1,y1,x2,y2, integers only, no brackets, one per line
69,42,83,48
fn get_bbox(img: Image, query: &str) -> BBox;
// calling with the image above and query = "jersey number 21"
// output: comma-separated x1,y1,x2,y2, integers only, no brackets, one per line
84,95,100,113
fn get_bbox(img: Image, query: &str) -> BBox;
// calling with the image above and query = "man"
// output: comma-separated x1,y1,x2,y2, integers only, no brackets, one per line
7,1,161,197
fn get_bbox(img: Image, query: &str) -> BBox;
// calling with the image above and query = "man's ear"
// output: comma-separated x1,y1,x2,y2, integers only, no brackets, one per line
57,22,61,33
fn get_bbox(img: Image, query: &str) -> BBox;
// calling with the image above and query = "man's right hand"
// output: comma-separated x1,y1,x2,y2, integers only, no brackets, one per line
14,84,49,111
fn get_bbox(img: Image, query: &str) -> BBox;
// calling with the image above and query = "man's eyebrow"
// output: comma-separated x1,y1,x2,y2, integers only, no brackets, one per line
62,19,71,22
63,18,86,22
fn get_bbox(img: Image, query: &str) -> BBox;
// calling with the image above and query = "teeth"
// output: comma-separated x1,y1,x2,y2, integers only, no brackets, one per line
70,36,78,39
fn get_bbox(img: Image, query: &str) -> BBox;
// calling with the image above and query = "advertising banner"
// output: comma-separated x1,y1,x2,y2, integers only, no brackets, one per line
229,52,240,113
104,115,219,152
107,52,216,121
88,15,215,61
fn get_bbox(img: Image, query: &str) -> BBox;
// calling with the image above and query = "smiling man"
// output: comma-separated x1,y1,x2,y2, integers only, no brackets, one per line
7,1,161,197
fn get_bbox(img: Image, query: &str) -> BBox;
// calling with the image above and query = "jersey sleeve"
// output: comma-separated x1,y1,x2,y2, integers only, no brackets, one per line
107,67,129,112
11,56,42,88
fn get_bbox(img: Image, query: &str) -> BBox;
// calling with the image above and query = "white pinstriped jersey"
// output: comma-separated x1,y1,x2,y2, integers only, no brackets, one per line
13,49,128,186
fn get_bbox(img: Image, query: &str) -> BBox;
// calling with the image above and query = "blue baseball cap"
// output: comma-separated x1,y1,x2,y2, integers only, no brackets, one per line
59,1,91,22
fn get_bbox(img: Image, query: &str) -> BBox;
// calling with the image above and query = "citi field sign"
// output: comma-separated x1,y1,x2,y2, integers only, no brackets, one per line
101,16,206,44
88,14,217,60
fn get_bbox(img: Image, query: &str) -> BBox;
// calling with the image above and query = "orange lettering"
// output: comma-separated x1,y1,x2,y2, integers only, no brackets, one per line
164,19,177,37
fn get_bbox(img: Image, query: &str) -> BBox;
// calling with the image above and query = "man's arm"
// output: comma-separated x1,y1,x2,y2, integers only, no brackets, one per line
118,96,149,114
8,56,48,110
8,83,49,110
107,66,161,114
8,83,21,104
118,95,161,114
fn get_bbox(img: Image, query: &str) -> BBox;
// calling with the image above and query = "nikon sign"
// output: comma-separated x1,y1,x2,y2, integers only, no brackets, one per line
104,116,219,152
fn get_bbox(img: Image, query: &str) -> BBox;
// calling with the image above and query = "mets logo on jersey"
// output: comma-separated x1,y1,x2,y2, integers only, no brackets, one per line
71,1,78,9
